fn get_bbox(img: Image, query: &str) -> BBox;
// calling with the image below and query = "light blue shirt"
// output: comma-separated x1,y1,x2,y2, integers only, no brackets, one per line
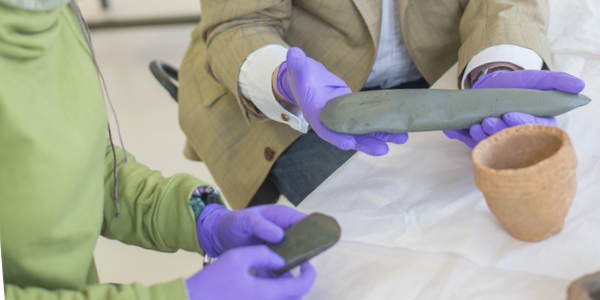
362,0,422,89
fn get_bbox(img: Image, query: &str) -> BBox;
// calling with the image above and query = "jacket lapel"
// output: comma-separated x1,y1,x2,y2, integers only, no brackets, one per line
351,0,382,51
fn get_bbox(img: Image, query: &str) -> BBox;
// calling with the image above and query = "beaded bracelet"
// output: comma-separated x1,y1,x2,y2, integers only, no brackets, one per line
189,186,220,219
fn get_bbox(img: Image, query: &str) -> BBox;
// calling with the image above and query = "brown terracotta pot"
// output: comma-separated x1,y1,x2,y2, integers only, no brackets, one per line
472,124,577,242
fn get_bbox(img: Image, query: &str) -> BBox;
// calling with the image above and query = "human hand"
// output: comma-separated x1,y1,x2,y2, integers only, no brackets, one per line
444,70,585,148
197,204,306,257
186,245,316,300
275,47,408,156
443,112,557,148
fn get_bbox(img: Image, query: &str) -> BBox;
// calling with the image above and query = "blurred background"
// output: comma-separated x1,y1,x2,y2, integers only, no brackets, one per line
79,0,199,25
80,0,210,286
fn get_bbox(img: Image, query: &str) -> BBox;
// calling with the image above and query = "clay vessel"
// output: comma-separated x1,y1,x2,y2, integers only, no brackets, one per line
567,271,600,300
472,124,577,242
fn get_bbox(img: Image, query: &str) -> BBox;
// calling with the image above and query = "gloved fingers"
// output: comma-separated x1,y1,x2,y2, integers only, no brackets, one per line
367,132,409,144
443,129,478,149
481,117,509,136
354,135,390,156
277,272,295,279
286,47,310,76
276,62,294,104
259,205,307,230
228,209,287,244
469,124,489,142
254,268,295,279
226,245,285,270
471,70,508,89
299,262,317,281
258,262,317,297
250,217,285,244
254,268,277,278
473,70,585,93
502,112,557,127
255,269,295,279
528,71,585,93
287,47,345,85
312,122,357,151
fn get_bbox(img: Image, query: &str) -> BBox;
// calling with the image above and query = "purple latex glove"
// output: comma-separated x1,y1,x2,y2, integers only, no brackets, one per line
186,245,316,300
197,204,306,258
276,47,408,156
444,70,585,148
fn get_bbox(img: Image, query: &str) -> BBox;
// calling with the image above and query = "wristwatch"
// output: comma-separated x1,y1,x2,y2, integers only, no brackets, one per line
471,66,515,86
189,186,221,220
189,186,221,266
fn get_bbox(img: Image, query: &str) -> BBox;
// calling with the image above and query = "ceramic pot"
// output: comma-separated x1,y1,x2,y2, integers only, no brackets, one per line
472,124,577,242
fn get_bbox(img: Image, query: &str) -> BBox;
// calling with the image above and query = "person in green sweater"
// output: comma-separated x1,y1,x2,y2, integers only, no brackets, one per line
0,0,316,299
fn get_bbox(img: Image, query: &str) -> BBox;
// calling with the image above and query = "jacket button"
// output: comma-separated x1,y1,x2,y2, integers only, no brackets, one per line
264,147,275,161
281,113,289,121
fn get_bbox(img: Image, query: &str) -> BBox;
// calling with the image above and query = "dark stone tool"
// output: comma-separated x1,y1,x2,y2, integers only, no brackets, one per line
320,89,592,134
266,212,341,276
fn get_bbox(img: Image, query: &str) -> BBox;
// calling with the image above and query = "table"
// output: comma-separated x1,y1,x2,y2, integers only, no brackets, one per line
298,1,600,299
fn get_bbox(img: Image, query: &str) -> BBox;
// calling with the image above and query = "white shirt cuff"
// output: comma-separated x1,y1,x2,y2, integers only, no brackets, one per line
238,45,309,133
461,44,544,89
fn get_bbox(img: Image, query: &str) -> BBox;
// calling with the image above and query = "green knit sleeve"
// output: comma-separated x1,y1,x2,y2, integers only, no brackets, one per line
4,279,188,300
101,141,210,254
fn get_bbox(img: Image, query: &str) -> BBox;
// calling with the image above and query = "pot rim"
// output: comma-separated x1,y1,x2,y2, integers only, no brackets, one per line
471,124,573,174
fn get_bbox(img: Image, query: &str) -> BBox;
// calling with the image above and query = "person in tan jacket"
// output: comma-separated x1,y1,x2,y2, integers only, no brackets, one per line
179,0,584,209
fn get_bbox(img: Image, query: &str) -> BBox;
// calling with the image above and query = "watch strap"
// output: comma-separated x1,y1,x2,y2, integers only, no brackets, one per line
189,186,221,220
472,66,515,86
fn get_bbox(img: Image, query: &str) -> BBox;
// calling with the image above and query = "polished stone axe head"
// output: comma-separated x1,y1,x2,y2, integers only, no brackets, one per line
266,212,341,276
320,89,592,134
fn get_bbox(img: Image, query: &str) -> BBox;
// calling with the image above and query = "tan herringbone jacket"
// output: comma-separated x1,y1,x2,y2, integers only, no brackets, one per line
179,0,551,209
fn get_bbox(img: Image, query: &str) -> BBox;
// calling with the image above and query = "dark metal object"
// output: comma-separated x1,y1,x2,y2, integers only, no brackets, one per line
100,0,109,10
567,271,600,300
87,15,200,30
149,60,179,102
320,89,592,134
267,213,341,276
472,66,515,85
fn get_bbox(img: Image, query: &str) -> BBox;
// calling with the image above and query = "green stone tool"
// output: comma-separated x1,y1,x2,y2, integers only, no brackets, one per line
320,89,591,134
266,212,341,276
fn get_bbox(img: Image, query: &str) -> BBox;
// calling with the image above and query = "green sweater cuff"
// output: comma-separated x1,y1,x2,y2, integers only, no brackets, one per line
148,278,189,300
156,174,206,255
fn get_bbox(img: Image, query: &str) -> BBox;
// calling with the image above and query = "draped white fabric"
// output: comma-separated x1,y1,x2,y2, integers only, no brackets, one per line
298,1,600,299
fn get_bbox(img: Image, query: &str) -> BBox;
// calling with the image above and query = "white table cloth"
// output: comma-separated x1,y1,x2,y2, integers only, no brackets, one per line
298,1,600,299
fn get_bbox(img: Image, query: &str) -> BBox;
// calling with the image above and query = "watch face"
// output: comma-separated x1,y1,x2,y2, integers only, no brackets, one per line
472,68,490,86
489,66,516,72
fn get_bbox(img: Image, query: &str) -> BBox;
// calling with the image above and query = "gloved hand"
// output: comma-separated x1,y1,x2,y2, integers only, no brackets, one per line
197,204,306,258
444,70,585,148
276,47,408,156
186,245,316,300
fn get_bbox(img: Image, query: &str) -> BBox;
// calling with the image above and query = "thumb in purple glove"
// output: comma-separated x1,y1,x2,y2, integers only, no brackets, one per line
276,47,408,156
197,204,307,257
186,245,316,300
472,69,585,93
